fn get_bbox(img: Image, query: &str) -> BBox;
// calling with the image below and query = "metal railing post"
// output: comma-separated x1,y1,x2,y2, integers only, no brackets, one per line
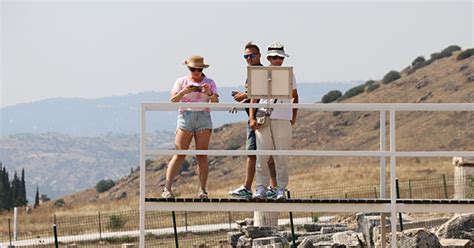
139,104,146,248
379,110,387,248
389,109,397,248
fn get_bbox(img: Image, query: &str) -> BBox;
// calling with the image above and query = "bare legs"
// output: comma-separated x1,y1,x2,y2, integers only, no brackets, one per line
165,129,211,193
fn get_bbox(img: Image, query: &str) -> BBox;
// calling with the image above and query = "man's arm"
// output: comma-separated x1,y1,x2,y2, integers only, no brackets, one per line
291,89,299,125
249,99,259,130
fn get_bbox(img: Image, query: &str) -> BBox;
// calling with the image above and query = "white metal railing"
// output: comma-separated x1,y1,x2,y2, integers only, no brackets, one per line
139,102,474,248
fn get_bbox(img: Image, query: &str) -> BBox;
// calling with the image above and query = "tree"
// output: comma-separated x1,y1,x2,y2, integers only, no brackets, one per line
34,186,40,208
20,169,27,206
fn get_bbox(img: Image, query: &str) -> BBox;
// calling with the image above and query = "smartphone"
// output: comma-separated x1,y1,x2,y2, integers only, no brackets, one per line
189,86,202,92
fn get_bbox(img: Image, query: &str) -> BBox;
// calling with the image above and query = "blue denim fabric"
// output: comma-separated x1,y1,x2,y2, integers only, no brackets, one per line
246,122,257,150
177,111,213,132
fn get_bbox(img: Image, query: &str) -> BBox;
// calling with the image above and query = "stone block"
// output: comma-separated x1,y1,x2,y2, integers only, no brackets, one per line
228,231,243,247
439,238,472,248
332,231,365,248
242,226,276,239
252,236,288,247
320,227,348,234
236,235,252,248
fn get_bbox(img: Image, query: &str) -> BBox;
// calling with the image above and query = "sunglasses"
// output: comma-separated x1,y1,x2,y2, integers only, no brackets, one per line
188,67,203,72
269,56,284,60
243,53,258,59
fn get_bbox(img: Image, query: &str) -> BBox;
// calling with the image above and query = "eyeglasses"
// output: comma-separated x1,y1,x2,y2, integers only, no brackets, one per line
243,53,258,59
188,67,203,72
269,56,284,60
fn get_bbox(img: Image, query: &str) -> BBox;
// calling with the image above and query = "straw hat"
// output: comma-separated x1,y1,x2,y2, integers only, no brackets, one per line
183,55,210,68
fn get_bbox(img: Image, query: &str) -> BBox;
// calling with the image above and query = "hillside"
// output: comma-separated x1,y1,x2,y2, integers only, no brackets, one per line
55,48,474,209
0,132,174,201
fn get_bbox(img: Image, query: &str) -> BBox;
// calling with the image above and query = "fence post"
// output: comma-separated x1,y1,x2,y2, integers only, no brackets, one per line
53,214,58,248
98,211,102,240
8,218,12,247
373,187,377,198
184,211,188,232
344,193,348,199
228,212,232,230
443,174,448,199
395,178,403,231
171,211,179,248
287,191,297,248
408,179,413,198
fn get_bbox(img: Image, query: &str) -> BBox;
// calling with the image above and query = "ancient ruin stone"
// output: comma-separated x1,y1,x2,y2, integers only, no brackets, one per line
252,236,288,247
436,213,474,241
332,231,366,248
227,231,243,247
242,226,276,239
236,235,252,248
376,228,441,248
297,238,314,248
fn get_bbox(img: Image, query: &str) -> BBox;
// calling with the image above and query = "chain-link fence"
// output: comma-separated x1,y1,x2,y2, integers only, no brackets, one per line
1,175,472,247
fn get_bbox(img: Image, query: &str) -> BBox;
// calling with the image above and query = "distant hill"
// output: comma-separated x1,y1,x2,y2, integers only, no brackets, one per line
58,49,474,207
0,83,357,201
0,132,174,202
0,83,357,136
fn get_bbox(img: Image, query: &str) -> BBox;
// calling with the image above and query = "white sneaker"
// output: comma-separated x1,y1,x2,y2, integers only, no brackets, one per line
161,187,174,198
254,186,267,199
229,185,253,199
276,188,286,200
198,190,209,199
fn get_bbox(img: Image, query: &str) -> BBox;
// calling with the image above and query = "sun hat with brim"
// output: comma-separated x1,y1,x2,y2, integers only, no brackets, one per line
183,55,210,68
266,41,289,58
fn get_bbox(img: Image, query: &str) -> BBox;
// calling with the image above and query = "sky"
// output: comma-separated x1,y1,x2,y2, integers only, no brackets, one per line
1,0,472,108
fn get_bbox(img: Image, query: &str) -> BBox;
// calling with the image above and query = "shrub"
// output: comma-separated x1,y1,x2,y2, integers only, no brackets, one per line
442,45,461,54
53,199,65,207
96,179,115,193
108,215,126,231
340,85,365,100
457,48,474,61
382,71,401,84
366,84,380,92
321,90,342,103
431,50,452,60
365,80,376,86
411,56,426,66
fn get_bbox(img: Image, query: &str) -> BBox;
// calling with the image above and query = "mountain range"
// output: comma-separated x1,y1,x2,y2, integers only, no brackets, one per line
0,82,357,201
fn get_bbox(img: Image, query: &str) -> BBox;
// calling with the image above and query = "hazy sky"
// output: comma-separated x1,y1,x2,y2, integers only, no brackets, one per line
1,0,472,108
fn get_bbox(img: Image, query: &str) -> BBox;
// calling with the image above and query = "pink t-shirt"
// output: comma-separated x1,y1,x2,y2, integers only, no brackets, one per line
171,76,218,112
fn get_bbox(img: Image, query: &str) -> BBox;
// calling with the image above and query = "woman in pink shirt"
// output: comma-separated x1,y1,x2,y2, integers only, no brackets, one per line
162,55,219,199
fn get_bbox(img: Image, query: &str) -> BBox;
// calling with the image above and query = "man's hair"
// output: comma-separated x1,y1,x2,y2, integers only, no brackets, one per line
245,41,260,53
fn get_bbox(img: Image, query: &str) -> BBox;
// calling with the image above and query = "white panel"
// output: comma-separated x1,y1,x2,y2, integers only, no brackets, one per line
249,69,268,96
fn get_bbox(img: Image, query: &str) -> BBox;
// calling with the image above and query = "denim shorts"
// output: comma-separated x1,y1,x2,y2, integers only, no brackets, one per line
177,111,213,132
246,122,257,150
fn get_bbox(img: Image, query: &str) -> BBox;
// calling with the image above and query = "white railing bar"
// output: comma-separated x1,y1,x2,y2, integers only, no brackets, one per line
142,102,474,111
145,149,474,157
145,202,473,214
397,204,474,213
145,202,391,213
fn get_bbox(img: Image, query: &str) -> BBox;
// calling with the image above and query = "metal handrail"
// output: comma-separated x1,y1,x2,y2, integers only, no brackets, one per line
139,102,474,248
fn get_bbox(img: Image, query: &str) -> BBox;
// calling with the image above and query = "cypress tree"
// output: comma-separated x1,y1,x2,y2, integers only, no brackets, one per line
11,171,20,207
34,186,40,208
0,163,4,210
20,168,27,206
3,167,12,210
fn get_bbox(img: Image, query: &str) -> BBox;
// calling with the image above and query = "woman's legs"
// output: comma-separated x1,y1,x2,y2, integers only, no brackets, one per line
194,129,212,191
165,129,194,191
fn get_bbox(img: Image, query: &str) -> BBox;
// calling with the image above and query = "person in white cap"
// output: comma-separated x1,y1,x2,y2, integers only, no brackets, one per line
162,55,219,199
249,41,299,200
